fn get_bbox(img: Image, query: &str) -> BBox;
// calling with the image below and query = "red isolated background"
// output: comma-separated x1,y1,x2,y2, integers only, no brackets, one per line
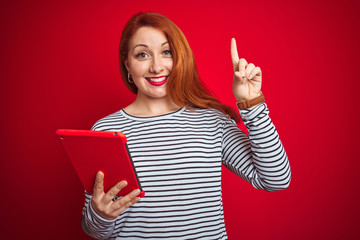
1,0,359,239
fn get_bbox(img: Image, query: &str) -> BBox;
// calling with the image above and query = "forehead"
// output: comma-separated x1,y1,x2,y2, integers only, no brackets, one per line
129,26,168,47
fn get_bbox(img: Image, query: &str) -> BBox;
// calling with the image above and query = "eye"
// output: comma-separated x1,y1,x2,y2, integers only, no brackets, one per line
163,49,172,56
135,52,149,59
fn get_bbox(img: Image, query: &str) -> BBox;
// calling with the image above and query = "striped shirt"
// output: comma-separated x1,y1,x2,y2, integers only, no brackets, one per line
81,103,291,239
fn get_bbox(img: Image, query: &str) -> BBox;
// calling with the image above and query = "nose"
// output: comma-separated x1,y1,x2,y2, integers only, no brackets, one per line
149,56,164,74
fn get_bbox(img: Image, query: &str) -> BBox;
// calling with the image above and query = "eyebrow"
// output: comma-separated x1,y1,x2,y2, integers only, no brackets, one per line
133,42,169,50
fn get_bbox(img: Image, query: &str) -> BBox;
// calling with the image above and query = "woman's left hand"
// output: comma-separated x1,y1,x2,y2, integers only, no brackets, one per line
231,38,262,102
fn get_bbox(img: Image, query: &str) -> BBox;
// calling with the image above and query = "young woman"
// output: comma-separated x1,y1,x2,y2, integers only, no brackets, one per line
81,12,291,240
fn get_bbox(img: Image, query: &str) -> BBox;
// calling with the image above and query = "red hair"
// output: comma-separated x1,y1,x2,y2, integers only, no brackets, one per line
119,12,240,122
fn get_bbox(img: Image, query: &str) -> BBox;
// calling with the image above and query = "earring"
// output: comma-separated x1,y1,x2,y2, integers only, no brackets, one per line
128,72,133,83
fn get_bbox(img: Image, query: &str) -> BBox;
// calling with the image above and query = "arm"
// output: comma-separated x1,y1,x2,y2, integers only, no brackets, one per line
224,38,291,191
81,191,116,239
221,103,291,191
81,171,141,239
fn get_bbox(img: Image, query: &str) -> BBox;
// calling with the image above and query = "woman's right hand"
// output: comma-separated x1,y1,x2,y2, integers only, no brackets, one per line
90,171,141,220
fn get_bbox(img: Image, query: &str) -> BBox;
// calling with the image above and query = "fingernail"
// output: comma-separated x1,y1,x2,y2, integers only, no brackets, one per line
249,74,253,79
241,71,245,77
134,189,140,195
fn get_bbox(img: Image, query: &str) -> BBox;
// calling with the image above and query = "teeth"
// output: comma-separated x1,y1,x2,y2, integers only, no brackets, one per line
147,77,167,82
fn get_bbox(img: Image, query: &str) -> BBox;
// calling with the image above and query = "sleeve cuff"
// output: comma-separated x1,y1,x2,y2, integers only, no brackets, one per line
239,103,268,123
87,198,117,225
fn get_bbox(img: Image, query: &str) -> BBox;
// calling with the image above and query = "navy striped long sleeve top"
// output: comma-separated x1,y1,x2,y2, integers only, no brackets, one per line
81,103,291,239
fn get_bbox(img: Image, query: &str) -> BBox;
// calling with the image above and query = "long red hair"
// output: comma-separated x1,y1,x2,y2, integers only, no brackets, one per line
119,12,240,122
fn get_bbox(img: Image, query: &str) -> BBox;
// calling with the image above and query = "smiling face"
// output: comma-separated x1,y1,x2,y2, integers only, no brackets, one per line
124,26,173,100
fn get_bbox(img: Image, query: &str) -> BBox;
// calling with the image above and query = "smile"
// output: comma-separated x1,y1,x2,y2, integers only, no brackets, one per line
145,76,168,86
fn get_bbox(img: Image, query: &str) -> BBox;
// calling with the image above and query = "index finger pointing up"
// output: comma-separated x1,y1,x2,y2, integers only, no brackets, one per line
231,38,239,71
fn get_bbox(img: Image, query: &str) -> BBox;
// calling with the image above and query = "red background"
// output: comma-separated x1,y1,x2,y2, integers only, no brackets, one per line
1,0,359,239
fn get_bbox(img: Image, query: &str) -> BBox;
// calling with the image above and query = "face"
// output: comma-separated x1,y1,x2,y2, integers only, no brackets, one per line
125,26,173,99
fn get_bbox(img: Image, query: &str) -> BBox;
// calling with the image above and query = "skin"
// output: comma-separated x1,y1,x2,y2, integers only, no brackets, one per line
91,171,141,220
123,26,179,117
231,38,262,102
91,29,263,220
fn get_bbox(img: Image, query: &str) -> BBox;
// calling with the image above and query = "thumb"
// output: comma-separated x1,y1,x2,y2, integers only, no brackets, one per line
93,171,105,197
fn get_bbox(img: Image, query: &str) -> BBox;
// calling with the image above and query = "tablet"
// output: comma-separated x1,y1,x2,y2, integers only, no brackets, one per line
56,129,145,198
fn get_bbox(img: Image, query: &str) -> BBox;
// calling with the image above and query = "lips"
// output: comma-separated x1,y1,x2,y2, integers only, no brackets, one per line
145,76,168,86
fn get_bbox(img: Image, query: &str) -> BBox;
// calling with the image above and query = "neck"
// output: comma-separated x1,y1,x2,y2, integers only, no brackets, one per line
124,93,181,117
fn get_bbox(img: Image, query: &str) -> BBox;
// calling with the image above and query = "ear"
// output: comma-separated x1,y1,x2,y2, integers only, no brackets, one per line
123,57,130,72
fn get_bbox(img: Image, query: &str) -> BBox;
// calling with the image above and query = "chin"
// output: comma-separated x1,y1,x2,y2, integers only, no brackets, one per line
149,92,168,99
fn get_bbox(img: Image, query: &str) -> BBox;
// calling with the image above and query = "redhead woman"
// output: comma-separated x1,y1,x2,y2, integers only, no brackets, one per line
81,12,291,240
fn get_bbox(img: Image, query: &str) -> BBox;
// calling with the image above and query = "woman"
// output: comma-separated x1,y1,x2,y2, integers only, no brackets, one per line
81,12,291,240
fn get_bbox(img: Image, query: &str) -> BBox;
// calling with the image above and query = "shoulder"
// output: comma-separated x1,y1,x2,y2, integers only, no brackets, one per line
91,109,129,131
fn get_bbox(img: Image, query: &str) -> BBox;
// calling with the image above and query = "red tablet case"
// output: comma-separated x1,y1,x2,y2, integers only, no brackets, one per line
56,129,144,198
